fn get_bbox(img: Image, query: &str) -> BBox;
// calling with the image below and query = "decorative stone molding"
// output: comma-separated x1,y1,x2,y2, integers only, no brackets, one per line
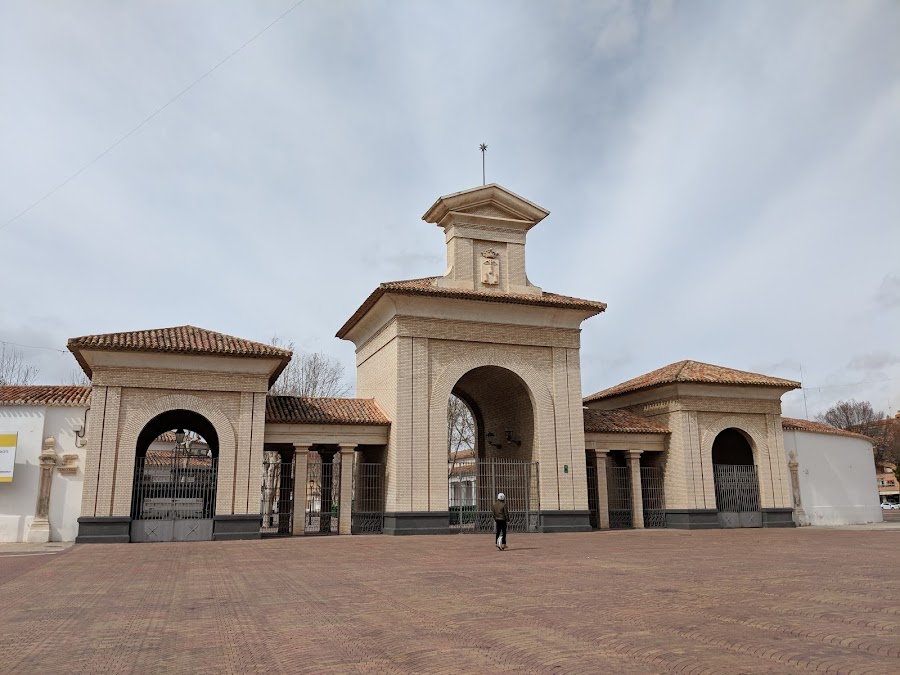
57,454,79,475
699,414,767,458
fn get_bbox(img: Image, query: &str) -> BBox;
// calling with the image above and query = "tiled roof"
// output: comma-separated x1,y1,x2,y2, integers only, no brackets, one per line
0,385,91,407
68,325,291,359
152,431,208,446
336,277,606,338
585,360,800,402
781,417,875,442
144,450,214,467
583,408,670,434
265,396,390,426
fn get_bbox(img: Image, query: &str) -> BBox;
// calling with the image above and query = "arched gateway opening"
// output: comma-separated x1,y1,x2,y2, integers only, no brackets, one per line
447,366,540,533
712,428,762,528
131,409,219,542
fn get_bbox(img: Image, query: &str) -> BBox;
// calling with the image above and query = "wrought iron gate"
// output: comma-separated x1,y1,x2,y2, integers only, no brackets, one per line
261,452,295,536
606,465,632,529
714,464,762,528
130,455,218,542
586,464,598,529
450,459,539,533
304,452,341,534
352,462,384,534
640,466,666,528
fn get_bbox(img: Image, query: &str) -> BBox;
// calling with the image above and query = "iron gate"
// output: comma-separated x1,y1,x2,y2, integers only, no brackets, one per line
352,462,384,534
304,452,341,534
130,455,218,542
714,464,762,528
261,452,294,536
450,459,539,533
607,465,632,529
640,466,666,528
586,464,598,529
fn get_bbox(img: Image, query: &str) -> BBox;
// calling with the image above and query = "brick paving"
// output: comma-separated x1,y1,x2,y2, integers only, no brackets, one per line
0,529,898,674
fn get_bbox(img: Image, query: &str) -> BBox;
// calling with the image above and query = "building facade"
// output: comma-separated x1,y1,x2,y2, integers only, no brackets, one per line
0,183,879,542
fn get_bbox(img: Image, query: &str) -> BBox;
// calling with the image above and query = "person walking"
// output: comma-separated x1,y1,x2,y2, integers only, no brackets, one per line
492,492,508,550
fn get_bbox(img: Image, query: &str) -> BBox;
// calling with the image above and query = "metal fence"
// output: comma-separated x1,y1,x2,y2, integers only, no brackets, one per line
640,466,666,528
450,458,539,533
352,462,384,534
713,463,762,528
260,452,295,536
304,453,341,534
606,465,632,529
130,455,218,542
586,464,599,529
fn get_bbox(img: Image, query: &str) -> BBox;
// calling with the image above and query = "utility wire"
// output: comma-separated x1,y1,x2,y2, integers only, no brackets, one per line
0,0,308,234
0,339,67,354
801,377,899,391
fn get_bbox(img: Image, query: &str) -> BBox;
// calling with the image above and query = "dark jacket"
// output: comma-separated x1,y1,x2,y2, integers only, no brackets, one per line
492,500,508,521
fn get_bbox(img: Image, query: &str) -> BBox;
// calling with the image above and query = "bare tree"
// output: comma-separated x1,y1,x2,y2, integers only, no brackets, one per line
448,394,475,476
816,399,884,429
66,369,91,386
0,344,39,386
268,336,351,397
817,399,897,464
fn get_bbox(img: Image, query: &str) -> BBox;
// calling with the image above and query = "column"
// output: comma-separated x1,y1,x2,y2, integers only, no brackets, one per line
26,437,58,543
292,444,311,536
593,450,610,530
339,444,357,535
627,450,644,529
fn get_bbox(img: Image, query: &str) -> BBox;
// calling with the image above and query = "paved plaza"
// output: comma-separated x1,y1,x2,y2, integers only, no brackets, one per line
0,529,898,674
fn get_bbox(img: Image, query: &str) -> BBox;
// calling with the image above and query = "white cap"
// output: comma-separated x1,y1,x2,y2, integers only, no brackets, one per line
497,493,506,500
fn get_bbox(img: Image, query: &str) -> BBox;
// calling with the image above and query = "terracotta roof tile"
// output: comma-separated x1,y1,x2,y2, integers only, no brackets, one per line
781,417,875,442
337,277,606,338
68,325,291,359
585,360,800,402
583,408,670,434
0,385,91,407
265,396,389,426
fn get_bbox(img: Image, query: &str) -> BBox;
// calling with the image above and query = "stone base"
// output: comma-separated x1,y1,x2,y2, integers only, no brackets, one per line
76,516,131,543
665,509,720,529
25,519,51,544
213,515,262,541
762,508,796,528
383,512,451,535
539,510,592,533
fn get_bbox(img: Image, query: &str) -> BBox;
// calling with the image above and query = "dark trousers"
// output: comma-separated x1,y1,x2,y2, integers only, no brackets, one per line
494,519,507,546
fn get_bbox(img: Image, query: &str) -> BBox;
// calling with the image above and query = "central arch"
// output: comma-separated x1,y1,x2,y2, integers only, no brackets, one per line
447,365,539,533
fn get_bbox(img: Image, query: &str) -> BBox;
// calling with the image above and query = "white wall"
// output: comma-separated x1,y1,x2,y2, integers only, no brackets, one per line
783,429,882,526
0,405,88,542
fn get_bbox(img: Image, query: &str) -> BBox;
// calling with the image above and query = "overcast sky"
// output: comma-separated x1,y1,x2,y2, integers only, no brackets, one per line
1,0,898,420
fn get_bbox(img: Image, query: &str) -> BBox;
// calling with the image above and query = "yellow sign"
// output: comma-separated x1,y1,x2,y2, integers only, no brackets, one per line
0,434,17,483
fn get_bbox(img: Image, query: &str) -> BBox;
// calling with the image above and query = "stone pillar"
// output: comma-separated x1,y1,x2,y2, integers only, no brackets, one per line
26,437,59,543
292,444,311,536
592,450,610,530
627,450,644,529
339,444,357,535
788,451,806,526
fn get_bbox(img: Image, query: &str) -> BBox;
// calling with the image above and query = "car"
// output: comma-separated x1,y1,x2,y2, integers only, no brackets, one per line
881,502,899,510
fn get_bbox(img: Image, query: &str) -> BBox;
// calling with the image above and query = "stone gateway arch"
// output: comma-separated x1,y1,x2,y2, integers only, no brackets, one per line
68,184,798,543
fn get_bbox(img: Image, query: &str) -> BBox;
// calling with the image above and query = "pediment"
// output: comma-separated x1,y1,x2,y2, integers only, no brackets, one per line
422,184,549,229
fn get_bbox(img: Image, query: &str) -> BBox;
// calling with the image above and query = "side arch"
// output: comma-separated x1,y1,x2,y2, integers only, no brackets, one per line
699,414,776,511
700,415,766,466
111,393,237,517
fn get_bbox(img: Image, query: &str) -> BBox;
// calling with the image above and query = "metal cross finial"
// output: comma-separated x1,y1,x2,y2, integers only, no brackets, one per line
479,143,488,185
